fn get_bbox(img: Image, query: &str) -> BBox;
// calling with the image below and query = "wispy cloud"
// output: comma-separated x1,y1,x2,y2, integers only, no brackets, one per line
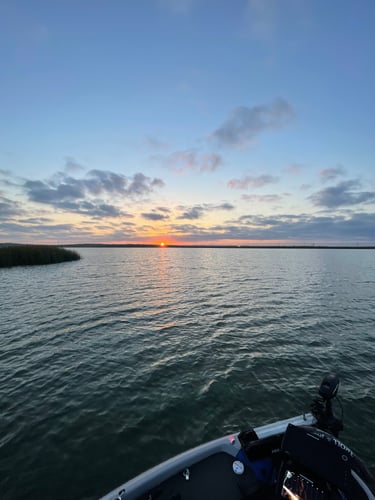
141,212,169,221
319,166,346,182
227,174,279,189
241,193,284,203
161,149,223,174
0,168,23,188
213,98,294,148
0,196,24,219
0,169,12,176
0,221,75,234
199,153,223,172
64,157,85,173
217,202,235,211
155,206,171,213
309,179,375,208
177,202,235,220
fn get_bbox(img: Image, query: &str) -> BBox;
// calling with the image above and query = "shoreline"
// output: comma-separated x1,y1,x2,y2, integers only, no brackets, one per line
63,244,375,249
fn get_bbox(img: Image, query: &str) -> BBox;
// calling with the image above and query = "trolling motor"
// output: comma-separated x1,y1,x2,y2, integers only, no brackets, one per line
310,373,343,437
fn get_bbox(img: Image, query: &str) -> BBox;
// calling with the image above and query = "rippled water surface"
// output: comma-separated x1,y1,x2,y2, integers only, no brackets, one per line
1,248,375,499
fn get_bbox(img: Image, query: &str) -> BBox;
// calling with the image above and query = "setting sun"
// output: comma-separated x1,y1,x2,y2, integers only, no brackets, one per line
160,242,166,247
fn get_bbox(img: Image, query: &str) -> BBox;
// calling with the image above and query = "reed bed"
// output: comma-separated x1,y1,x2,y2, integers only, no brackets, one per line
0,245,81,268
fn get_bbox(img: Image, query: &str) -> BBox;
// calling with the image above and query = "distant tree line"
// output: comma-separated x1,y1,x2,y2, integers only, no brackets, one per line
0,245,81,268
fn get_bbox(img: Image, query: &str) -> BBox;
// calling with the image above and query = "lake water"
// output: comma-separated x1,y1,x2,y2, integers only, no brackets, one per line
1,248,375,499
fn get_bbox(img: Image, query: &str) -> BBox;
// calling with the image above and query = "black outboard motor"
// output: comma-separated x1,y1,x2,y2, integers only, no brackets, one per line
310,373,343,437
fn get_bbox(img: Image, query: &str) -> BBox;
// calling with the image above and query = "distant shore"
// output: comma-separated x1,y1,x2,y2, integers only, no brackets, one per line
63,243,375,249
0,245,81,268
2,243,374,252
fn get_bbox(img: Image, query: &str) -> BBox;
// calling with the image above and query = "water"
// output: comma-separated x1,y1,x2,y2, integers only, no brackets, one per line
1,248,375,499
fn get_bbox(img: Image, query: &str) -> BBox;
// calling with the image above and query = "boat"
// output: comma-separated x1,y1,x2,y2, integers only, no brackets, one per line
101,374,375,499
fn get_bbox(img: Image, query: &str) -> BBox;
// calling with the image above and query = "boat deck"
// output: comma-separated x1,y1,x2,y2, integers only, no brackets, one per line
136,452,270,500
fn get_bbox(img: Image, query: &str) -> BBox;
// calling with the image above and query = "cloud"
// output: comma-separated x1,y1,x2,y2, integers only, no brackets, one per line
83,202,124,218
168,223,212,239
178,206,205,220
40,199,127,218
23,170,165,216
0,168,23,188
227,174,279,189
163,149,223,173
18,217,53,224
25,179,83,203
141,212,169,221
234,212,375,243
0,221,76,235
200,153,223,172
0,196,24,219
309,180,375,208
0,219,136,244
319,166,346,182
155,206,171,213
127,173,165,195
25,170,164,202
0,169,12,176
64,157,85,173
83,170,129,195
213,98,294,147
217,202,235,211
168,212,375,244
176,202,235,220
242,194,284,203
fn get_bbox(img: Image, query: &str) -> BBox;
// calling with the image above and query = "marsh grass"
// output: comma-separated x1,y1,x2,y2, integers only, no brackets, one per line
0,245,81,268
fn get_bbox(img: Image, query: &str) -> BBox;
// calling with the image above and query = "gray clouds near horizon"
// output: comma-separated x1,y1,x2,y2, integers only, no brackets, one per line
169,212,375,244
1,164,375,244
310,180,375,208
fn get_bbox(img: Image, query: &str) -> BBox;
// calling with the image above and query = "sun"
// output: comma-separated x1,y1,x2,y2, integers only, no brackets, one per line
159,242,166,247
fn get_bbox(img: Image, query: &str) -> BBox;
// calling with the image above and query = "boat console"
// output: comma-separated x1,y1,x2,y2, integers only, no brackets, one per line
273,374,374,500
276,423,373,499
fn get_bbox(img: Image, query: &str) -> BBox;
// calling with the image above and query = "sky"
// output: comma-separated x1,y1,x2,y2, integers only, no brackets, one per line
1,0,375,246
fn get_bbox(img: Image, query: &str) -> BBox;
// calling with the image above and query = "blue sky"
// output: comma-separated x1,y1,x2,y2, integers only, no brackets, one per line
1,0,375,245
